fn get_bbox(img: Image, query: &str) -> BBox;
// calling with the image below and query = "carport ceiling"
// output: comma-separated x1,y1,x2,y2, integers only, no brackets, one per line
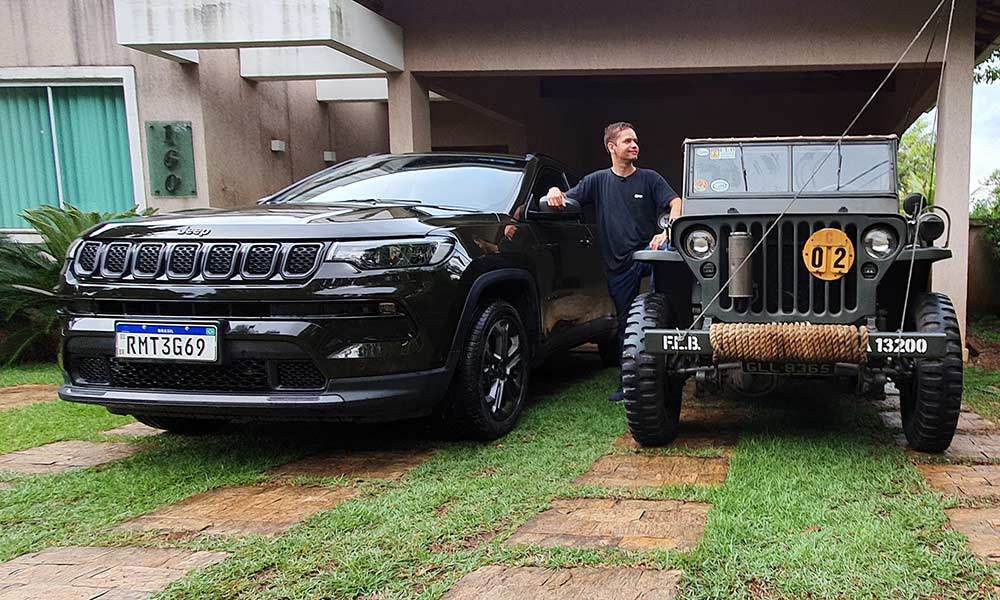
977,0,1000,59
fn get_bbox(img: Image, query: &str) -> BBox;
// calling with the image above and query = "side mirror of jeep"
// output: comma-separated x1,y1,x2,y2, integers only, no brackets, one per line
903,193,927,216
529,195,581,221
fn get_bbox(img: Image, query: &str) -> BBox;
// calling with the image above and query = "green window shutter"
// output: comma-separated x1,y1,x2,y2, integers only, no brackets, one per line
51,86,135,215
0,87,59,229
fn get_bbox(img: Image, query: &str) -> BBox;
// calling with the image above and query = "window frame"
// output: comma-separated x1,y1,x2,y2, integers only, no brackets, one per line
0,67,146,239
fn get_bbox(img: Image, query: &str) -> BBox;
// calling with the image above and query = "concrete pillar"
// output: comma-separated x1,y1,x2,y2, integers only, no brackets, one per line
387,71,431,153
932,0,975,343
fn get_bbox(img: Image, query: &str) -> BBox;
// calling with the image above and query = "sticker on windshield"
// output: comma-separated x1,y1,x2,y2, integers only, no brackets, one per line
709,147,737,160
711,179,730,192
695,148,709,156
694,178,709,193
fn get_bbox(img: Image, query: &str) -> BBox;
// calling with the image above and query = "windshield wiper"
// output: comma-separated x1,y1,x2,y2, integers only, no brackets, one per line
739,143,749,192
342,198,424,205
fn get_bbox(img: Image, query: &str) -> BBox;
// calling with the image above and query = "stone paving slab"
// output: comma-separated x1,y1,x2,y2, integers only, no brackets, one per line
270,448,435,481
117,485,358,537
505,498,710,551
918,464,1000,499
575,454,728,488
0,385,58,411
0,441,140,475
441,566,682,600
903,432,1000,463
0,546,227,598
102,423,161,438
946,507,1000,563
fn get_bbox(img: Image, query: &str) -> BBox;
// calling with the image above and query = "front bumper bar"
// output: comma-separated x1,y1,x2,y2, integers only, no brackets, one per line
645,329,948,358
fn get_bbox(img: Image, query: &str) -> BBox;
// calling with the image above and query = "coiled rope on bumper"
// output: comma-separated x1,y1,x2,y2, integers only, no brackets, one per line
709,323,869,364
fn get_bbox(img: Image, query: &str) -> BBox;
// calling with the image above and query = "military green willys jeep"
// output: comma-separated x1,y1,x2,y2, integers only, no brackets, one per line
626,136,962,452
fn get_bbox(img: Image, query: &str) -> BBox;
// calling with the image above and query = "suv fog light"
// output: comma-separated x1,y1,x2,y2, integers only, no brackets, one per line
684,229,716,260
863,227,897,259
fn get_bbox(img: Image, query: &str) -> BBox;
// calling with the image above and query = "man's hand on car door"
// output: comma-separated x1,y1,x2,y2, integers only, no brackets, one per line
546,187,567,209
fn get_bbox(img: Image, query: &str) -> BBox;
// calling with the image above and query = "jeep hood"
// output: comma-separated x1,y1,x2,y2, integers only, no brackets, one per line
85,203,500,241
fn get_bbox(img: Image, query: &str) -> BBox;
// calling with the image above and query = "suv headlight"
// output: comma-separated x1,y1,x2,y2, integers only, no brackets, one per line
684,229,716,260
863,227,897,259
326,238,454,270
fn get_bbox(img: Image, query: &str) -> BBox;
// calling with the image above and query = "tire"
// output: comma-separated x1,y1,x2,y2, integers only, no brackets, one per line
622,293,685,446
445,299,530,440
899,292,964,453
133,415,228,435
596,332,620,368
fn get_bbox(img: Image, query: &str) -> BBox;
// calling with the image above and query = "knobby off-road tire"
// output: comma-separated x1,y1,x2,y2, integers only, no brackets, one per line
622,293,684,446
445,299,530,441
900,292,963,453
133,415,228,435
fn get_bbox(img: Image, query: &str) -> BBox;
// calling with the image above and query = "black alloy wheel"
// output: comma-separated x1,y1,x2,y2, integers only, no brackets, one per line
446,299,530,440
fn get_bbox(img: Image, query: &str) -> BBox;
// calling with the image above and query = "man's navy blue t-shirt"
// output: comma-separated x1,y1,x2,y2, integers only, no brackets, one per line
567,168,679,274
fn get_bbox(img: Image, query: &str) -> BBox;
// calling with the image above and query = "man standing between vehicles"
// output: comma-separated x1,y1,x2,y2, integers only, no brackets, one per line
546,122,682,403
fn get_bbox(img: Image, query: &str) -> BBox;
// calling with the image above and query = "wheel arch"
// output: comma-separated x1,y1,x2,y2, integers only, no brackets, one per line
447,269,541,372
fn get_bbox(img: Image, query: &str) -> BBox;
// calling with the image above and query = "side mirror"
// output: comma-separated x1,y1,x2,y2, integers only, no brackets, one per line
903,193,927,216
529,195,581,220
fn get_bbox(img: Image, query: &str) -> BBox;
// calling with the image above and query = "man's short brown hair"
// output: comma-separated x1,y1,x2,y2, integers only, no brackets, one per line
604,121,635,148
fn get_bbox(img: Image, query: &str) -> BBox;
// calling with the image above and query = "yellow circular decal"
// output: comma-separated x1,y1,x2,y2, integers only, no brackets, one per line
802,228,855,281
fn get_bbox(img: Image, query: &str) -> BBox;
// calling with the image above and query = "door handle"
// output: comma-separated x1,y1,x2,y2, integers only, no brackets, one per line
579,238,593,247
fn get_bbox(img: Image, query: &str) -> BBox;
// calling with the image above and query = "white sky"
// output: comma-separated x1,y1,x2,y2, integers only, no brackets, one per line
970,80,1000,199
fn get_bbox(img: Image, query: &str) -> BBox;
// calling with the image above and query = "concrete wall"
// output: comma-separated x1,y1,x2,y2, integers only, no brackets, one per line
0,0,332,211
385,0,948,74
430,102,526,154
969,223,1000,315
330,102,390,160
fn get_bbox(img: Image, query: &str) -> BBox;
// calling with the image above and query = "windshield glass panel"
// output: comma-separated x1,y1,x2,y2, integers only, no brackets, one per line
839,144,894,192
689,141,895,196
792,145,839,192
274,157,525,213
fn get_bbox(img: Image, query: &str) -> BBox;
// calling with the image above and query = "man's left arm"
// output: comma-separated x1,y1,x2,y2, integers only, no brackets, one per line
649,175,682,250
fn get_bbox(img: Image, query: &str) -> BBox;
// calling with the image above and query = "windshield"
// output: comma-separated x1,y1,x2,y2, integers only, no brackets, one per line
271,156,525,213
688,141,895,196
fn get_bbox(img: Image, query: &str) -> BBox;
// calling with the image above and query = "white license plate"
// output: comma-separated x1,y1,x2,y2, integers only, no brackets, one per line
115,323,219,362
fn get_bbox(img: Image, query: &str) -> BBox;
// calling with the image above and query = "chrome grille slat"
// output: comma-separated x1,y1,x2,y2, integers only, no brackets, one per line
204,244,238,279
243,244,279,278
283,243,321,277
76,241,101,274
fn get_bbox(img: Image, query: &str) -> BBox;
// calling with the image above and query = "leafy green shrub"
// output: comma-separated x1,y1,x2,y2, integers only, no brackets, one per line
972,170,1000,266
0,204,154,365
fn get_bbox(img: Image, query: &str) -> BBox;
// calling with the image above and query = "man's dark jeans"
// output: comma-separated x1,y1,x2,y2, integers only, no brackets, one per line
607,260,653,362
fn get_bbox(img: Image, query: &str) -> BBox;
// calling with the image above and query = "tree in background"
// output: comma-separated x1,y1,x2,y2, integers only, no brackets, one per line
975,49,1000,84
897,115,936,202
972,168,1000,265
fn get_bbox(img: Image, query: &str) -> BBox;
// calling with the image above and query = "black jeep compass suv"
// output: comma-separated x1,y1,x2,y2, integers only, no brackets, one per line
58,153,616,439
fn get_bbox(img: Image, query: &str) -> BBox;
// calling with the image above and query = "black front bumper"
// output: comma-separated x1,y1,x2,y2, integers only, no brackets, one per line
59,367,451,421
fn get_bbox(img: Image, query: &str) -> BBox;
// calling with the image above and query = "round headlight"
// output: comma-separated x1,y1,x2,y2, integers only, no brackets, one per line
863,227,897,259
685,229,716,260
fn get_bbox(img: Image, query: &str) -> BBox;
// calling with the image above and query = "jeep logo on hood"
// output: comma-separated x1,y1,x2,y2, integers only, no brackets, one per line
177,226,211,237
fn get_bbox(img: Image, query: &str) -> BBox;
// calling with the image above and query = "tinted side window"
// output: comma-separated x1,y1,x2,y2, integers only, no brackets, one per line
531,167,567,199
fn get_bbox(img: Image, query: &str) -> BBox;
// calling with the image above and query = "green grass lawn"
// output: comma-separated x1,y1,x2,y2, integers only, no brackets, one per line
0,362,62,387
970,314,1000,345
0,362,132,454
965,367,1000,424
0,359,996,599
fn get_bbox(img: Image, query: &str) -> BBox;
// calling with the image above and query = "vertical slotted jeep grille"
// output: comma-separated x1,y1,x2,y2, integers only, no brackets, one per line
717,219,859,317
76,242,327,282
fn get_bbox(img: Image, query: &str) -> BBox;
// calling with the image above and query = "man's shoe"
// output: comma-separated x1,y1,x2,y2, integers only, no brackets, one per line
609,389,625,403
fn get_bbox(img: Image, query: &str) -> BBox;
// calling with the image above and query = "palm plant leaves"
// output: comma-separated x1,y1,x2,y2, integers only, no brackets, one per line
0,203,155,364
